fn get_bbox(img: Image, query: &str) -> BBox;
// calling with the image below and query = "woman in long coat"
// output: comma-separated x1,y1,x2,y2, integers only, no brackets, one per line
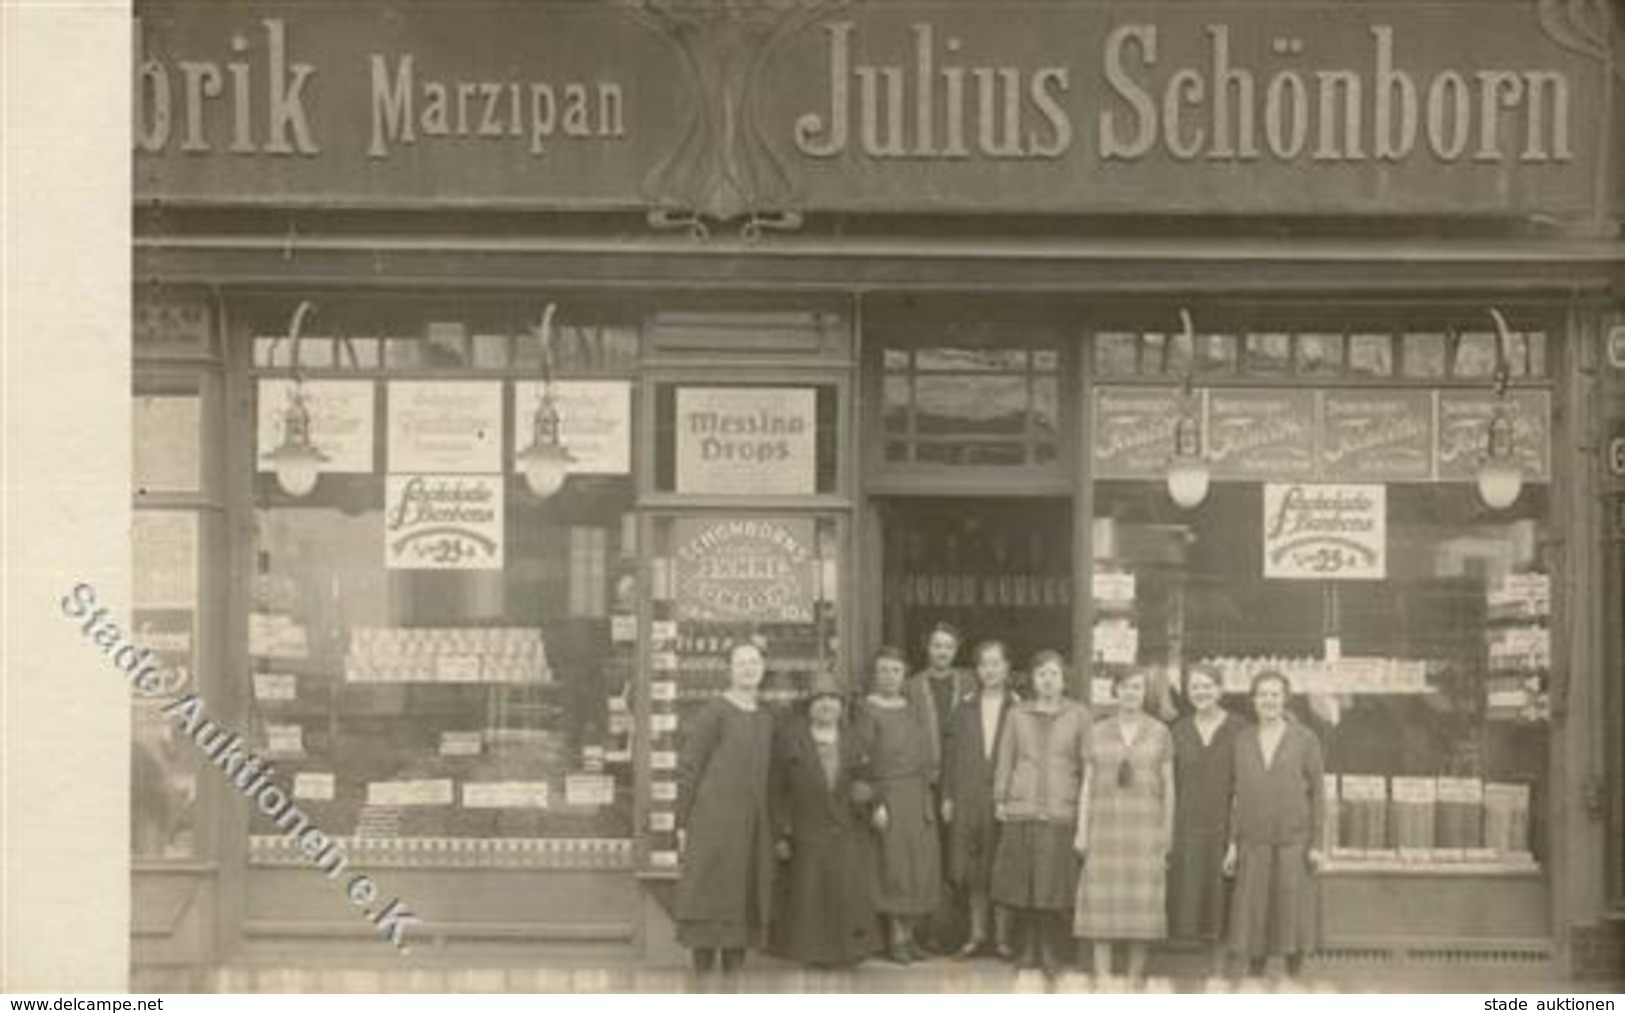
1167,664,1244,975
675,641,777,983
1223,670,1326,980
1074,667,1175,984
856,645,942,963
990,650,1092,976
769,670,883,967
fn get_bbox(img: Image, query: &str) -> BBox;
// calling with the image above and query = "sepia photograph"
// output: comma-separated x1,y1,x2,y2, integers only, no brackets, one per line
4,0,1625,1000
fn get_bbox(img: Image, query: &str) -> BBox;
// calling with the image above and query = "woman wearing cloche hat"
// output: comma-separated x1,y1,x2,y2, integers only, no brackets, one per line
768,668,883,968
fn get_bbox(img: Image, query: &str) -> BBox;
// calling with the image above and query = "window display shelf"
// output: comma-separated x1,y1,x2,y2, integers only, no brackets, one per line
249,834,633,869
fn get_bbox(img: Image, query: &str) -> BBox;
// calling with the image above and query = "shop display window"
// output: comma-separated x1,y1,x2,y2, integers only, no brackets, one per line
247,309,639,863
1090,480,1552,872
879,345,1061,466
638,514,843,871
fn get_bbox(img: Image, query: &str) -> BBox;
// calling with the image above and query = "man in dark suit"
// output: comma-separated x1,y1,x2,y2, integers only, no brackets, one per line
904,622,977,954
941,639,1016,958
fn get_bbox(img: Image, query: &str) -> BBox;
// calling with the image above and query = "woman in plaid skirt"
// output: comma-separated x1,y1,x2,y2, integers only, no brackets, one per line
1073,668,1175,983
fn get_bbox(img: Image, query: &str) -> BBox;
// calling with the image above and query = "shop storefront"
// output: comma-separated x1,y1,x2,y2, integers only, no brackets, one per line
131,0,1625,983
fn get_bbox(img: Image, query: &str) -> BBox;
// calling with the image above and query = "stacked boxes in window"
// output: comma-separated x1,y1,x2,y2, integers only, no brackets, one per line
1339,775,1388,853
1435,778,1485,850
1483,783,1532,856
1389,777,1437,854
1320,775,1340,854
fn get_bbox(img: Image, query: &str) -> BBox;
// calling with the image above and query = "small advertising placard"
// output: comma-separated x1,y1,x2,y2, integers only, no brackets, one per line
439,731,484,757
1263,483,1386,580
133,511,198,610
1091,387,1184,479
462,781,550,809
367,779,455,806
387,381,502,473
1435,390,1551,481
512,380,632,475
293,772,336,802
1208,389,1316,480
672,517,817,623
565,774,616,807
257,380,375,474
253,673,298,702
384,474,504,569
1317,391,1433,481
675,387,816,495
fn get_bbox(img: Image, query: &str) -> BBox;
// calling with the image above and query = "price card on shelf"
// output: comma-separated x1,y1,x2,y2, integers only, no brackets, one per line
649,850,679,869
1437,778,1485,804
651,621,678,643
651,781,678,802
650,680,677,702
565,774,616,807
611,615,638,644
651,713,678,734
1091,572,1136,603
293,772,336,801
650,750,678,771
652,651,679,672
605,748,632,764
253,673,298,702
265,724,304,757
463,781,549,809
368,779,454,806
649,811,676,832
439,731,484,757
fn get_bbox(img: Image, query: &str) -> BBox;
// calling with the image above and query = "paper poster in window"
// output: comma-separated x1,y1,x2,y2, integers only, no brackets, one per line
133,511,197,609
672,517,817,623
133,394,202,494
675,387,816,495
387,381,502,473
383,474,504,570
512,380,631,475
257,380,375,473
1263,483,1386,580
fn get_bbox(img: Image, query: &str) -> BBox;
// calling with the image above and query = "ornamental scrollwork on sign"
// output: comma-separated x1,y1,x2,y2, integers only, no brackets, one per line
627,0,847,240
1535,0,1623,81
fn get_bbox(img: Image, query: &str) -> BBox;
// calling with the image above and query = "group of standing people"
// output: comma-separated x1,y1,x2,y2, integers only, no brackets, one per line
672,625,1327,988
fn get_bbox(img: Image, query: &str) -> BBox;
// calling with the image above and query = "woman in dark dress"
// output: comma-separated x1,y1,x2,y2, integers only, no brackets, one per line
769,670,883,968
856,645,942,963
675,641,777,986
1223,670,1326,981
1167,664,1244,977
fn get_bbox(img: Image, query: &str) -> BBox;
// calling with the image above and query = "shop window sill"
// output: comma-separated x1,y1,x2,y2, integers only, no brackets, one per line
1321,853,1541,876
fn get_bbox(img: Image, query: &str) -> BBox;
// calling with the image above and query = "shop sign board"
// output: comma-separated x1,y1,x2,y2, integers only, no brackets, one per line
383,474,504,569
511,380,631,475
1263,483,1386,580
1317,391,1433,481
1435,390,1551,482
386,381,502,473
257,379,375,474
132,2,1600,219
675,387,816,496
672,517,817,623
1208,389,1316,480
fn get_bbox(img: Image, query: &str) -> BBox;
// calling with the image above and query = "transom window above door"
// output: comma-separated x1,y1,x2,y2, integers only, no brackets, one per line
879,346,1062,468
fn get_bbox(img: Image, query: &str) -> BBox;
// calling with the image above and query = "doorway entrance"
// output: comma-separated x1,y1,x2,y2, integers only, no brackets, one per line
879,498,1073,686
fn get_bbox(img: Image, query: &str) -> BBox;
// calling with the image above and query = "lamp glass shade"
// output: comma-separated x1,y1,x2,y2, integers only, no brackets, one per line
1476,458,1523,510
517,441,572,499
264,442,326,498
1166,456,1210,510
